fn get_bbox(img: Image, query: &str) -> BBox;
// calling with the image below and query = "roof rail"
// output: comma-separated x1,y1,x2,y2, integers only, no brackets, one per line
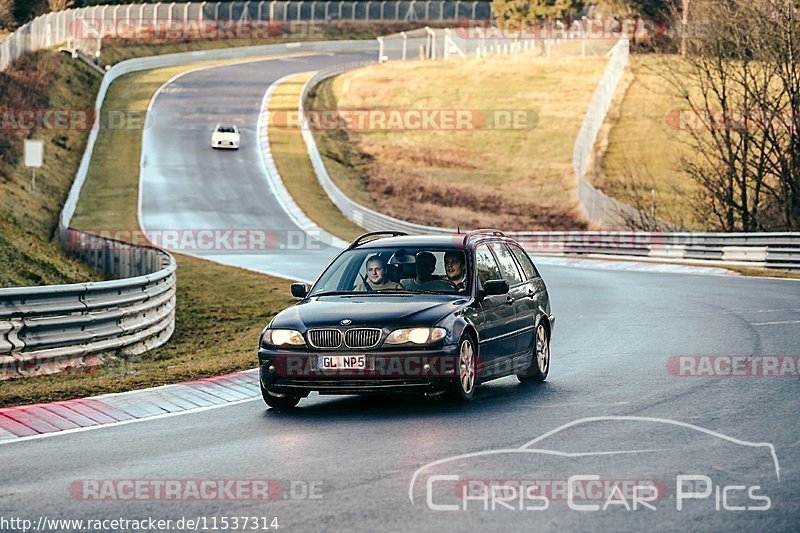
462,229,507,245
347,231,409,250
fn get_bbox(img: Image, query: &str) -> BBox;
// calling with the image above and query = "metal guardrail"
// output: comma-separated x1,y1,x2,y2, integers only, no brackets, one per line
1,1,492,72
299,62,800,271
512,232,800,270
0,229,176,379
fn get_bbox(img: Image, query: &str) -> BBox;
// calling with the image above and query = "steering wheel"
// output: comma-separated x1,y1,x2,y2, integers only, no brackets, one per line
440,279,459,291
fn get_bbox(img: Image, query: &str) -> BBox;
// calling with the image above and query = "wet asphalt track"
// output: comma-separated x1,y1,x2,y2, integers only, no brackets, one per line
1,54,799,532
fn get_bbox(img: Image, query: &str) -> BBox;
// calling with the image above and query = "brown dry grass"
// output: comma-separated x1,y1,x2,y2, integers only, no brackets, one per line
309,53,610,231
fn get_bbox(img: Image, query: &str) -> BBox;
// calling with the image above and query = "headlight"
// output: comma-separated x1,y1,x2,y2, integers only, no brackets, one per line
262,329,306,347
385,327,447,345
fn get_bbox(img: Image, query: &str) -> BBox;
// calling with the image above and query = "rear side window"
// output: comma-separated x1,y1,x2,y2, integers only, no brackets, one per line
509,244,540,280
489,243,524,286
475,244,501,285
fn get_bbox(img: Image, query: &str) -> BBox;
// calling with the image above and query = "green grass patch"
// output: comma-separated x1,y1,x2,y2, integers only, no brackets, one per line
307,53,609,231
0,215,100,287
269,73,366,241
0,56,298,407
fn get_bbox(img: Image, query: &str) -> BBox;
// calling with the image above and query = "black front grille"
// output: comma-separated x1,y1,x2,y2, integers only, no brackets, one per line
345,328,382,349
308,329,342,349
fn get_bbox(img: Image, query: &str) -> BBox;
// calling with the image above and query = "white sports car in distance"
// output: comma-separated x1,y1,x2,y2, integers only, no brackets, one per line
211,124,240,149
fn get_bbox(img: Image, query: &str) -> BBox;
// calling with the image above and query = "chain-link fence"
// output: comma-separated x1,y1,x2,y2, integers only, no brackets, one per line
377,22,621,62
375,24,624,77
570,38,659,229
0,1,493,71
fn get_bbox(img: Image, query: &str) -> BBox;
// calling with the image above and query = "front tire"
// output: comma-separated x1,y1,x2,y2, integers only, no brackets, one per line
448,334,477,402
518,322,550,382
261,386,300,409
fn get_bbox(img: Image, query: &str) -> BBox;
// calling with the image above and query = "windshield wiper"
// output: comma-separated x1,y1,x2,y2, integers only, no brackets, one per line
392,289,451,295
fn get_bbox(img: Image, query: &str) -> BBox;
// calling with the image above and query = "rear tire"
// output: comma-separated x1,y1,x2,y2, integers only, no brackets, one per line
261,386,300,409
448,334,477,402
517,322,550,383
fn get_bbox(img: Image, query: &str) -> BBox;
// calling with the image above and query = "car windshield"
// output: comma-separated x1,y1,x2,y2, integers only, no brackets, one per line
217,126,236,133
309,247,470,296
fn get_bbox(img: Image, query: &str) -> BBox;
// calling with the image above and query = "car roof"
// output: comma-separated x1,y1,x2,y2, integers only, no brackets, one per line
354,235,462,249
353,234,512,250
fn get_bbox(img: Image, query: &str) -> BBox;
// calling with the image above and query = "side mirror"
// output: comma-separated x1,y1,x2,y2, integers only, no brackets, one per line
483,279,510,296
291,282,308,298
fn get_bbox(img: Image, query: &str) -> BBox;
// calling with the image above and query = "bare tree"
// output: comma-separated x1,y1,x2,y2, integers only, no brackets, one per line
751,0,800,230
47,0,74,12
660,0,800,231
679,0,689,56
0,0,15,31
492,0,585,21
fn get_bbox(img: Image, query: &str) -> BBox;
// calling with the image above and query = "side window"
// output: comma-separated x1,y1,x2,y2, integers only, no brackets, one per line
475,244,501,285
490,243,524,286
509,244,540,280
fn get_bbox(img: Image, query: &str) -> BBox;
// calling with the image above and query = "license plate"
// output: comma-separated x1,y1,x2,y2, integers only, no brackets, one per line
317,355,367,370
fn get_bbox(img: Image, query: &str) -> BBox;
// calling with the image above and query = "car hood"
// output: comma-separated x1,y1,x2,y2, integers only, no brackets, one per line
212,132,238,140
271,294,469,331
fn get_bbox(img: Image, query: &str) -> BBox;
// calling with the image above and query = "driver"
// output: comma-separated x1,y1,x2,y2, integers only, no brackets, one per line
444,251,467,290
354,255,403,291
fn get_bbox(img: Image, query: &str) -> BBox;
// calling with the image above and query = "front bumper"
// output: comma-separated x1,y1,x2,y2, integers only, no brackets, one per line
258,345,460,395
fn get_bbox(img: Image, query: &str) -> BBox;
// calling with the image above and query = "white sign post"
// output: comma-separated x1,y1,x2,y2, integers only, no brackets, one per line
24,139,43,192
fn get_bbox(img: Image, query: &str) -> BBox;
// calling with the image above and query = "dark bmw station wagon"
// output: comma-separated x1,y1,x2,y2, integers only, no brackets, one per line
258,230,554,408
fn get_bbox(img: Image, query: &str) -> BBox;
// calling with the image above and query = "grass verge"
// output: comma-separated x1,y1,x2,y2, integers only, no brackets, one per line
600,55,702,229
268,72,366,242
306,53,610,231
0,57,297,407
0,51,104,286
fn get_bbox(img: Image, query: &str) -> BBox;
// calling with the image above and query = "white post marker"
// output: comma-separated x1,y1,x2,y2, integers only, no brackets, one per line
24,139,43,192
